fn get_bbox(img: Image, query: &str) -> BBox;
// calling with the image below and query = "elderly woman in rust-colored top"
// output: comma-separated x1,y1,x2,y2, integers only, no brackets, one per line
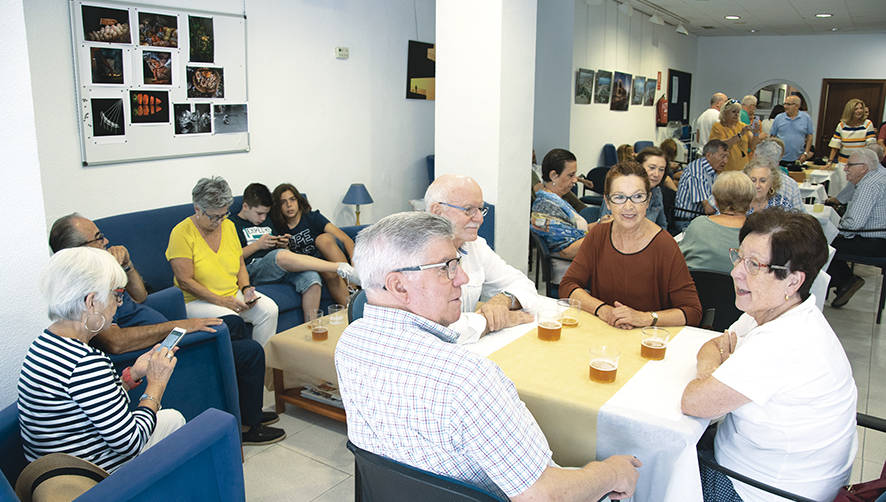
560,161,702,329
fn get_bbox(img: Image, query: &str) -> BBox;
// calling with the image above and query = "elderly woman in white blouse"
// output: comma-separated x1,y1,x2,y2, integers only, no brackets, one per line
682,209,856,502
18,247,183,473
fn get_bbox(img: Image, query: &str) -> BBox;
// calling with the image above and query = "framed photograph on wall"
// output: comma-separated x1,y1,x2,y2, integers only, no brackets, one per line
575,68,594,104
594,70,612,104
611,71,631,111
631,76,646,105
643,78,656,106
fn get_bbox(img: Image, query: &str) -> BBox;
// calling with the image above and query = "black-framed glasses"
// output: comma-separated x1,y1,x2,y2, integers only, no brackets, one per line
201,208,229,223
79,232,105,247
393,256,462,280
728,248,789,276
439,202,488,218
607,192,650,205
112,288,125,305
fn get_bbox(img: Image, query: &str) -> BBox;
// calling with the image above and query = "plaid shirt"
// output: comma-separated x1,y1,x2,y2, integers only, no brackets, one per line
335,304,551,498
675,157,716,219
840,167,886,239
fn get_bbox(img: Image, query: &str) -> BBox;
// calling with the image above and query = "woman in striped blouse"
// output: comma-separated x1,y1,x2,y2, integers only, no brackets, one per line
826,98,876,168
18,247,183,473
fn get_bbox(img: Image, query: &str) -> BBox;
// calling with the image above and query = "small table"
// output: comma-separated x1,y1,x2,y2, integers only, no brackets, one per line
265,315,348,422
798,182,827,203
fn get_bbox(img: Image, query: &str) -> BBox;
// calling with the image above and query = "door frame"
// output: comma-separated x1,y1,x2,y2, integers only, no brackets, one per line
816,79,886,154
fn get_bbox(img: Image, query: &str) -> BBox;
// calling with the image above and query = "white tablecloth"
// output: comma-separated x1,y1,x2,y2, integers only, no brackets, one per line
466,304,720,502
804,204,840,244
805,165,848,196
799,182,827,203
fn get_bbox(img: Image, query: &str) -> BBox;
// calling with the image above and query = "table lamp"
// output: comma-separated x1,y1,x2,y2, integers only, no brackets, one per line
343,183,373,225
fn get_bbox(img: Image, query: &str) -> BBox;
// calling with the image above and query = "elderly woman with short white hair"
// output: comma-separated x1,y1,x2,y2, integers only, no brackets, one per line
18,247,183,473
744,159,795,214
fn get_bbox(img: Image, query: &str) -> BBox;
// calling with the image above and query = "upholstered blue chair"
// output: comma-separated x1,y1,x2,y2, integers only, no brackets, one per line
634,140,654,153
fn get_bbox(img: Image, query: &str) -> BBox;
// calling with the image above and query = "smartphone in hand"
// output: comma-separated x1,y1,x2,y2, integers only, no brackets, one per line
157,327,186,351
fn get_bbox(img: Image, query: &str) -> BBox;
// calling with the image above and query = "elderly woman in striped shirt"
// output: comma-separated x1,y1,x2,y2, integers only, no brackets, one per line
826,98,876,169
18,247,183,473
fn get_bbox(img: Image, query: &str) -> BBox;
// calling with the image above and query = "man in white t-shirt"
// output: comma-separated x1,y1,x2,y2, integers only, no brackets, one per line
695,92,727,146
425,174,538,343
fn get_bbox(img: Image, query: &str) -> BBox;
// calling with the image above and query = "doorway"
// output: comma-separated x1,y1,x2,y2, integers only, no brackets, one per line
816,79,886,157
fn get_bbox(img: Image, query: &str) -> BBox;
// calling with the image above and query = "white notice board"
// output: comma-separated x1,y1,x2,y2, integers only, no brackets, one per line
70,1,249,165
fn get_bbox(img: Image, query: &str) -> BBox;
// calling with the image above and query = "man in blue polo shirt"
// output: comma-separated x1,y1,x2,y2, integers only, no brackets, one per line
770,95,814,167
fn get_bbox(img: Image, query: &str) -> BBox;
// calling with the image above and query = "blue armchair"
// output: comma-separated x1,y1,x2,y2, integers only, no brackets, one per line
0,405,245,502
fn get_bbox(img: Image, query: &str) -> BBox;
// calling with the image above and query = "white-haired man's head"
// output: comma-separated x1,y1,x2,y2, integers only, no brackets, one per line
424,174,485,247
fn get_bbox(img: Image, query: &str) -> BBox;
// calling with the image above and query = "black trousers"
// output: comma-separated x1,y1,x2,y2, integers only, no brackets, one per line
221,315,266,427
827,236,886,288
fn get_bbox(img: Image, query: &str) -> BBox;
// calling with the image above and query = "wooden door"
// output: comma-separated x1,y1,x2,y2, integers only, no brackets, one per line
816,79,886,156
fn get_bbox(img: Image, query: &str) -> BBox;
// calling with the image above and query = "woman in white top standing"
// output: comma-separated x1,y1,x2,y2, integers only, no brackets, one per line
682,208,857,502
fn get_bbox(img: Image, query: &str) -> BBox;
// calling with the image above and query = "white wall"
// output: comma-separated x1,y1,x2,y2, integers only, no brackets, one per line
570,1,697,169
533,0,573,158
693,33,886,138
25,0,436,227
0,0,50,407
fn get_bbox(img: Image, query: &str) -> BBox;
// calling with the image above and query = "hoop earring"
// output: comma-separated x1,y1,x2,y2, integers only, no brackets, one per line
83,311,107,333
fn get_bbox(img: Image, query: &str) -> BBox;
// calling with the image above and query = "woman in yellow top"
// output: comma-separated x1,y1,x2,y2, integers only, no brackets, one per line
166,176,279,346
710,99,758,172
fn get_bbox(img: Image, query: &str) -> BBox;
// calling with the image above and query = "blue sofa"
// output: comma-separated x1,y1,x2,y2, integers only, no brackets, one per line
0,405,245,502
94,196,363,331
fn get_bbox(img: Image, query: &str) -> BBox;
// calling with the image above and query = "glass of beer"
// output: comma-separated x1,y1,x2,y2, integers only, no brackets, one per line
328,304,346,325
537,309,562,341
557,298,580,328
640,327,669,360
308,309,328,341
589,345,619,383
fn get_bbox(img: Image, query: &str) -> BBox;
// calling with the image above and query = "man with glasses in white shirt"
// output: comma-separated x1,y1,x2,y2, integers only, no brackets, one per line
425,175,537,343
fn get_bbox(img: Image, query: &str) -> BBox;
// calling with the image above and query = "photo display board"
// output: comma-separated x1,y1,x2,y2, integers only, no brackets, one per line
70,1,249,165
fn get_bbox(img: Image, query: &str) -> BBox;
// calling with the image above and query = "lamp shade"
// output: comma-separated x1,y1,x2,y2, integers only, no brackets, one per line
343,183,373,205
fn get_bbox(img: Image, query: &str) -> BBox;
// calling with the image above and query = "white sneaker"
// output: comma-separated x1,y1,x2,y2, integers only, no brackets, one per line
336,263,361,286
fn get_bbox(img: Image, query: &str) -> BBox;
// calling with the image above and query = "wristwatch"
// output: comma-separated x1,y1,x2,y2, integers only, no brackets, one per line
502,292,518,310
650,311,659,326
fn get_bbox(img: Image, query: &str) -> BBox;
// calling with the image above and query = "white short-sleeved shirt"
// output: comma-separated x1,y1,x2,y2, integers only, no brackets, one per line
713,296,857,502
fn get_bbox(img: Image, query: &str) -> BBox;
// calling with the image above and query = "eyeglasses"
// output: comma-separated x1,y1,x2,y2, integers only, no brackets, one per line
79,232,105,247
728,248,789,276
439,202,488,218
201,209,229,223
393,256,462,280
846,163,866,168
607,192,650,205
112,288,125,305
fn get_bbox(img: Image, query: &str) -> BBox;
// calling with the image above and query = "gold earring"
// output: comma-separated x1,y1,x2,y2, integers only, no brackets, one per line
784,293,790,301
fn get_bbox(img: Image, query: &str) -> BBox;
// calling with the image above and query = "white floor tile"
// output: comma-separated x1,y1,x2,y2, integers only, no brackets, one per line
311,477,355,502
280,423,355,475
244,444,349,502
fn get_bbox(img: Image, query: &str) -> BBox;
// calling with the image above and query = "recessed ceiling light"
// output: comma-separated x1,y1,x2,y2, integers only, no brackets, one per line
749,29,757,33
831,27,839,31
724,15,741,20
815,13,833,18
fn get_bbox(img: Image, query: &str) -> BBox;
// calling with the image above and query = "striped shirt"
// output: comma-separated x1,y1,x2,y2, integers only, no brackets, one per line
335,305,551,499
18,330,156,472
675,157,716,220
840,167,886,239
829,120,876,164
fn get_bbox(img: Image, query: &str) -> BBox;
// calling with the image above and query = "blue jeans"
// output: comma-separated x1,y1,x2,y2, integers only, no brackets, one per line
246,249,322,293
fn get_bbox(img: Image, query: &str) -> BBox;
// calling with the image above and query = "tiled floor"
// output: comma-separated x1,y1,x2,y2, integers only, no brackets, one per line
243,264,885,500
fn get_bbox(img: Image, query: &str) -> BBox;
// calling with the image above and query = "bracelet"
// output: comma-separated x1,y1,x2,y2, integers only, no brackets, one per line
240,284,255,293
139,393,162,410
594,303,607,316
121,367,142,389
122,263,132,272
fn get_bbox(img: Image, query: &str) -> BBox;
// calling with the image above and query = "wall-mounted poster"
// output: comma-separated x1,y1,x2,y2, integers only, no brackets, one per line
90,48,124,84
173,103,211,134
594,70,612,104
644,79,657,106
142,50,171,85
91,98,125,136
82,5,130,43
406,40,435,100
213,104,248,133
611,71,631,111
631,76,646,105
189,16,214,63
130,90,169,124
138,12,178,47
575,68,594,104
187,66,224,98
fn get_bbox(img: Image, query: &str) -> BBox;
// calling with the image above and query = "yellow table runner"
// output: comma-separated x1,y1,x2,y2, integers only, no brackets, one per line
488,310,683,466
265,315,347,389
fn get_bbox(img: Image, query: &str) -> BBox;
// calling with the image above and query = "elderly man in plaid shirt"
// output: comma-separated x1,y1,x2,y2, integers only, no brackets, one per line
828,149,886,308
335,212,641,501
674,139,730,231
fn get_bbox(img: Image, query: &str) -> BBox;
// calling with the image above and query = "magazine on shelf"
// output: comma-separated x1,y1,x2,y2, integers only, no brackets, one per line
299,382,344,409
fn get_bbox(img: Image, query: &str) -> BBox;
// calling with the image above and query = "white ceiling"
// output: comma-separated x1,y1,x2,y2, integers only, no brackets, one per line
639,0,886,36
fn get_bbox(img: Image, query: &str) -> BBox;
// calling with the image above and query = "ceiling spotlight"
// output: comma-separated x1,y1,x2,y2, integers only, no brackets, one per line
749,29,757,33
724,15,741,20
815,13,833,18
831,27,839,31
618,0,634,17
649,14,665,25
675,24,689,35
